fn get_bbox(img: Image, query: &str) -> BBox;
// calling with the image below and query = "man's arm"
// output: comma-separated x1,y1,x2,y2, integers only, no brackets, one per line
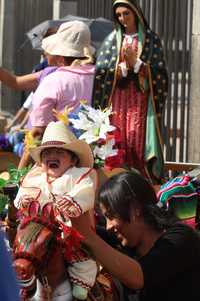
0,67,39,91
5,107,28,132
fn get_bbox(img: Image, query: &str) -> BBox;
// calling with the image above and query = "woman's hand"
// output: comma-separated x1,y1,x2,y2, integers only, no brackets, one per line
116,65,123,79
71,211,95,244
4,124,11,133
124,46,137,69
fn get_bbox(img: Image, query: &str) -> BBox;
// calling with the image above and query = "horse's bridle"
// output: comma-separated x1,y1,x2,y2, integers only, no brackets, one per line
14,217,63,273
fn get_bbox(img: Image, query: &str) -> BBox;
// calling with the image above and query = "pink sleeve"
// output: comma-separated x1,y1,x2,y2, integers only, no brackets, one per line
35,70,42,84
30,76,61,127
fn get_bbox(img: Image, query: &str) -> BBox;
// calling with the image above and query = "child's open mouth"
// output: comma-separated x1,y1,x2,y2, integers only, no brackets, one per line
47,160,60,169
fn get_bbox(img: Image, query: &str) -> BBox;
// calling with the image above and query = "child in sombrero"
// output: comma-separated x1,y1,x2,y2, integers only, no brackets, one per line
14,120,97,300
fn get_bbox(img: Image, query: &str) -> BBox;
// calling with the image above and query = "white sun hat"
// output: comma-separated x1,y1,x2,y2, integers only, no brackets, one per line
29,121,94,168
42,20,95,57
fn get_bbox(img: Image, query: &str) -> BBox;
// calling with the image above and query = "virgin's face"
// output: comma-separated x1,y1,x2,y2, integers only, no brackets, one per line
115,6,137,32
100,203,142,248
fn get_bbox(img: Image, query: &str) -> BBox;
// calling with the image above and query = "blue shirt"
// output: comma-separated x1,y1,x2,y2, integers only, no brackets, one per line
0,230,19,301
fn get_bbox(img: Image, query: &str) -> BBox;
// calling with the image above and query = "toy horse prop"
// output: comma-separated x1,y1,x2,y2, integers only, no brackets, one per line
13,201,119,301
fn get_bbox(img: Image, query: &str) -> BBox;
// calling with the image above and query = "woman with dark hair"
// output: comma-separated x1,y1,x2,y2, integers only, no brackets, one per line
92,0,168,183
77,171,200,300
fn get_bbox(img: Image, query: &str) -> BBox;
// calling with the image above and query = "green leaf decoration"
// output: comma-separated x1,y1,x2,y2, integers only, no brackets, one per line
0,178,7,190
0,164,32,216
0,193,9,214
7,164,32,185
0,164,32,192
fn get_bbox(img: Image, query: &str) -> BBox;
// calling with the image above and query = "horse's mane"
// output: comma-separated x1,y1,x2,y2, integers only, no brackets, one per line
18,221,54,248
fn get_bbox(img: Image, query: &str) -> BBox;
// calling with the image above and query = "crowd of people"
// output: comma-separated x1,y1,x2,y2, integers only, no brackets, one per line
1,0,200,301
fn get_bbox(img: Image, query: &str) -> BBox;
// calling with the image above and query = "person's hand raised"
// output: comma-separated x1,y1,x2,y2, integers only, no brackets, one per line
71,211,95,245
124,46,137,69
116,65,123,79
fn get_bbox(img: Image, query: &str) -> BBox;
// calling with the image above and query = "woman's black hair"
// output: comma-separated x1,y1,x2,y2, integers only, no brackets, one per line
98,171,177,231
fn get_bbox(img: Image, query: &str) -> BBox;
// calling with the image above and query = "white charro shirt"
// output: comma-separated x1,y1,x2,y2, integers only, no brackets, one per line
14,165,97,220
14,165,98,289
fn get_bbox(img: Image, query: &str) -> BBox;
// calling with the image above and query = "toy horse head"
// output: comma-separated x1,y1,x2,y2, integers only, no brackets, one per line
13,200,81,300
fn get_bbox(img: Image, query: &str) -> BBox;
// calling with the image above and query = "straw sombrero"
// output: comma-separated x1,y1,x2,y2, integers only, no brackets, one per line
29,121,94,168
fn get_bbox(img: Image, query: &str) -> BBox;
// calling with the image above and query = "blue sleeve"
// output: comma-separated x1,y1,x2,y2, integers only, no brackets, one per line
0,231,20,301
32,58,48,72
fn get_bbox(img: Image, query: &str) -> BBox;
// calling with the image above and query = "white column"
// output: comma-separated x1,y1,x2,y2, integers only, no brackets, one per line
188,0,200,162
53,0,61,19
0,0,19,113
0,0,4,108
53,0,78,19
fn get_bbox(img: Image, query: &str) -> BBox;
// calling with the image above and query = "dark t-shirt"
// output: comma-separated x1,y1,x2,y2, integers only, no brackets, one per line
138,223,200,301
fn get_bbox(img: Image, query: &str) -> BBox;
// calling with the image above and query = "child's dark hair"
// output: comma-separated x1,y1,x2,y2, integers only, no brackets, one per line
66,149,80,166
98,171,177,231
43,27,58,38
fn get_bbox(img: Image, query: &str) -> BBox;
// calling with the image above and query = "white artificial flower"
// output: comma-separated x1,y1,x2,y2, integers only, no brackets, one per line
93,139,117,160
69,104,120,167
79,128,100,144
69,104,116,144
69,112,93,131
98,123,116,140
